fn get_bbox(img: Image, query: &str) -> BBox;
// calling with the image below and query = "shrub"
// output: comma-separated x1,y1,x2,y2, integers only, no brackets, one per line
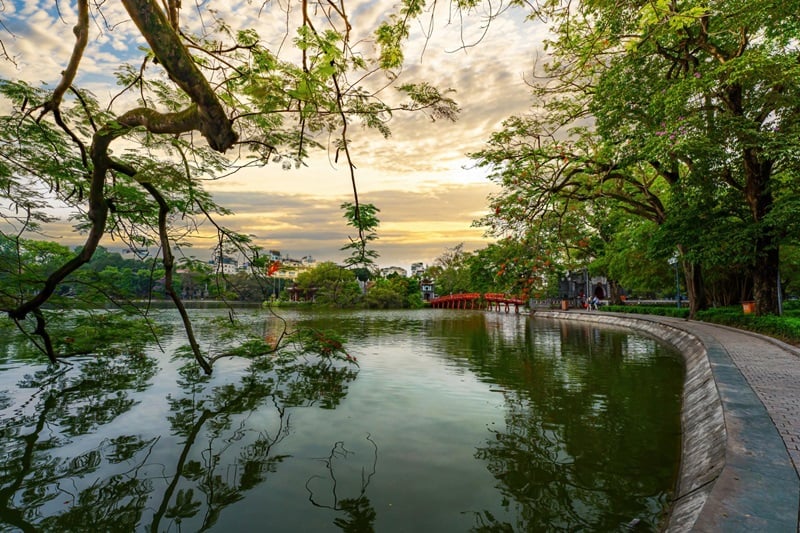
604,304,800,345
605,305,690,319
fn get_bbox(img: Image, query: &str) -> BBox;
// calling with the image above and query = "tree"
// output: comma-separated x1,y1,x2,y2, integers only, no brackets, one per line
473,0,800,315
295,261,362,308
363,274,423,309
599,218,674,299
364,279,405,309
341,202,380,271
589,0,800,315
431,243,475,295
0,0,460,371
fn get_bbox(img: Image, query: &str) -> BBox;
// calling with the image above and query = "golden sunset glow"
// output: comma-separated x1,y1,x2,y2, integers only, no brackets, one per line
0,1,546,270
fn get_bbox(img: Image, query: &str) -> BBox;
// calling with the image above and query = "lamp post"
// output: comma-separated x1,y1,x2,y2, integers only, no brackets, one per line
584,267,590,304
668,255,680,309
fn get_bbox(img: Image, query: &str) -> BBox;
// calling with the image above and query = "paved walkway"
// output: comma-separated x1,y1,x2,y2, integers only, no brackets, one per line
680,319,800,473
658,317,800,531
536,311,800,531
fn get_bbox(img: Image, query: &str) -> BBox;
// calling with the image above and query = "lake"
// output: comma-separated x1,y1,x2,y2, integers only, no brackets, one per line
0,308,683,532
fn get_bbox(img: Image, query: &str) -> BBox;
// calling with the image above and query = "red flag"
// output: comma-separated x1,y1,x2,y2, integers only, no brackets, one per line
267,261,281,276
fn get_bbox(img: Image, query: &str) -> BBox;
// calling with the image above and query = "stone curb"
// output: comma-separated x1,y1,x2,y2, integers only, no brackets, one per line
532,310,800,532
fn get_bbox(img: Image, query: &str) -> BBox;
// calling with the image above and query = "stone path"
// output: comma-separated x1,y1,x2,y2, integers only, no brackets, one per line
683,320,800,474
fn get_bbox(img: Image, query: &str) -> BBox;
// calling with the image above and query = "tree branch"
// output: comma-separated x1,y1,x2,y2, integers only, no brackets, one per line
7,121,118,323
120,0,237,152
138,180,213,375
41,0,89,114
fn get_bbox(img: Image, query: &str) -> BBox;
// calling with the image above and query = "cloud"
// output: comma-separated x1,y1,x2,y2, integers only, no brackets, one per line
183,182,498,267
0,0,543,271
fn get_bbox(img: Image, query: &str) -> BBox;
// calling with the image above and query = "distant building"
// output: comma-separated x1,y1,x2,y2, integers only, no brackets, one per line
420,279,435,301
559,270,609,304
271,254,316,280
209,250,317,278
410,262,425,277
381,266,407,277
210,255,238,275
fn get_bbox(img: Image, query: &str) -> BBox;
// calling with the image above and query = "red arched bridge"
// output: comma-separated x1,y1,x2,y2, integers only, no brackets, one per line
429,293,528,313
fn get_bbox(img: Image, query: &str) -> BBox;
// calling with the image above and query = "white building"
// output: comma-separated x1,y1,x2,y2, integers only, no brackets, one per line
380,266,407,277
271,254,316,280
208,255,238,275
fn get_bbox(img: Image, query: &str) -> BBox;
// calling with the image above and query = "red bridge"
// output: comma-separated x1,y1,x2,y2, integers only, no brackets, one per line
430,293,527,313
429,293,481,309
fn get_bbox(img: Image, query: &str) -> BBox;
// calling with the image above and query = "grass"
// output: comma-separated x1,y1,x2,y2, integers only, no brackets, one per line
604,302,800,346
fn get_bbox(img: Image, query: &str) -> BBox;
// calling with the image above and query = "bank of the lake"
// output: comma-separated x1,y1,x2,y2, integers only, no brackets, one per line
535,310,800,532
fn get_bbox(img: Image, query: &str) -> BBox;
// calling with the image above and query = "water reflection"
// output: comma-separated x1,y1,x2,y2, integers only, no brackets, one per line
0,353,159,532
467,317,682,531
306,436,379,532
0,310,682,532
0,322,359,531
289,310,682,531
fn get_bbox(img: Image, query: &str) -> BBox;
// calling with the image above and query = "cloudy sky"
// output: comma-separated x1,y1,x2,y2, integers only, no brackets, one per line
0,1,546,271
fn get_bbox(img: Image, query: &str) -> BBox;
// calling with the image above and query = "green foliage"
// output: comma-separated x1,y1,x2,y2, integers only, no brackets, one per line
295,261,362,308
0,1,468,371
782,299,800,312
340,202,380,270
693,308,800,344
605,304,800,345
600,219,675,298
431,243,474,295
364,276,411,309
471,0,800,315
467,238,554,298
397,83,460,122
605,305,690,319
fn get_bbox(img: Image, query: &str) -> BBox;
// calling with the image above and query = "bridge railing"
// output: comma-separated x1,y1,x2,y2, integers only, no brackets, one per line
430,292,529,312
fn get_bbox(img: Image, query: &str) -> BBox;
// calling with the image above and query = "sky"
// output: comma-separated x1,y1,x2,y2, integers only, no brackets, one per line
0,1,547,272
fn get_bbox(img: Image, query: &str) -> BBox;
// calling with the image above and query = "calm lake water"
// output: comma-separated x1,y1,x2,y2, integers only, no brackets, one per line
0,308,683,532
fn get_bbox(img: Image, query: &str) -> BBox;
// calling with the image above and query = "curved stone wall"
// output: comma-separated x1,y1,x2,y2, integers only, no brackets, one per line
533,311,726,531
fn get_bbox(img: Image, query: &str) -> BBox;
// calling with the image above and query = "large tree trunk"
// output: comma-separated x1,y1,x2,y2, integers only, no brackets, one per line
744,147,779,315
753,243,780,315
683,261,707,319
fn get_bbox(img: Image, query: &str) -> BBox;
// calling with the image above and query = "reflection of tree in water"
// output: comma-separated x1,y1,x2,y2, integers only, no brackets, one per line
152,354,358,531
0,353,159,532
0,325,359,531
305,436,378,532
435,319,682,532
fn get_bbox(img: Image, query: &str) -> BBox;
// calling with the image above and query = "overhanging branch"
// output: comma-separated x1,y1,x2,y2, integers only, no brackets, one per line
121,0,237,152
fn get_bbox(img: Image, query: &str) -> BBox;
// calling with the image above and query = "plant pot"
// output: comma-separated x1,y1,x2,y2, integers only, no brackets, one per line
742,301,755,314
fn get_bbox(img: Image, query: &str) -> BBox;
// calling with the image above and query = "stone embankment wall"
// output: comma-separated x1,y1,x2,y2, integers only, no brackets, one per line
534,311,726,531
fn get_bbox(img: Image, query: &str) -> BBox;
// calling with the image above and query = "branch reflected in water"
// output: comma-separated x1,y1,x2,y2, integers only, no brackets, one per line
305,435,378,532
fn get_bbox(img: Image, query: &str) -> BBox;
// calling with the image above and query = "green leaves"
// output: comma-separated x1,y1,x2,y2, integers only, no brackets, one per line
340,202,380,270
397,83,459,122
375,16,410,69
471,0,800,312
